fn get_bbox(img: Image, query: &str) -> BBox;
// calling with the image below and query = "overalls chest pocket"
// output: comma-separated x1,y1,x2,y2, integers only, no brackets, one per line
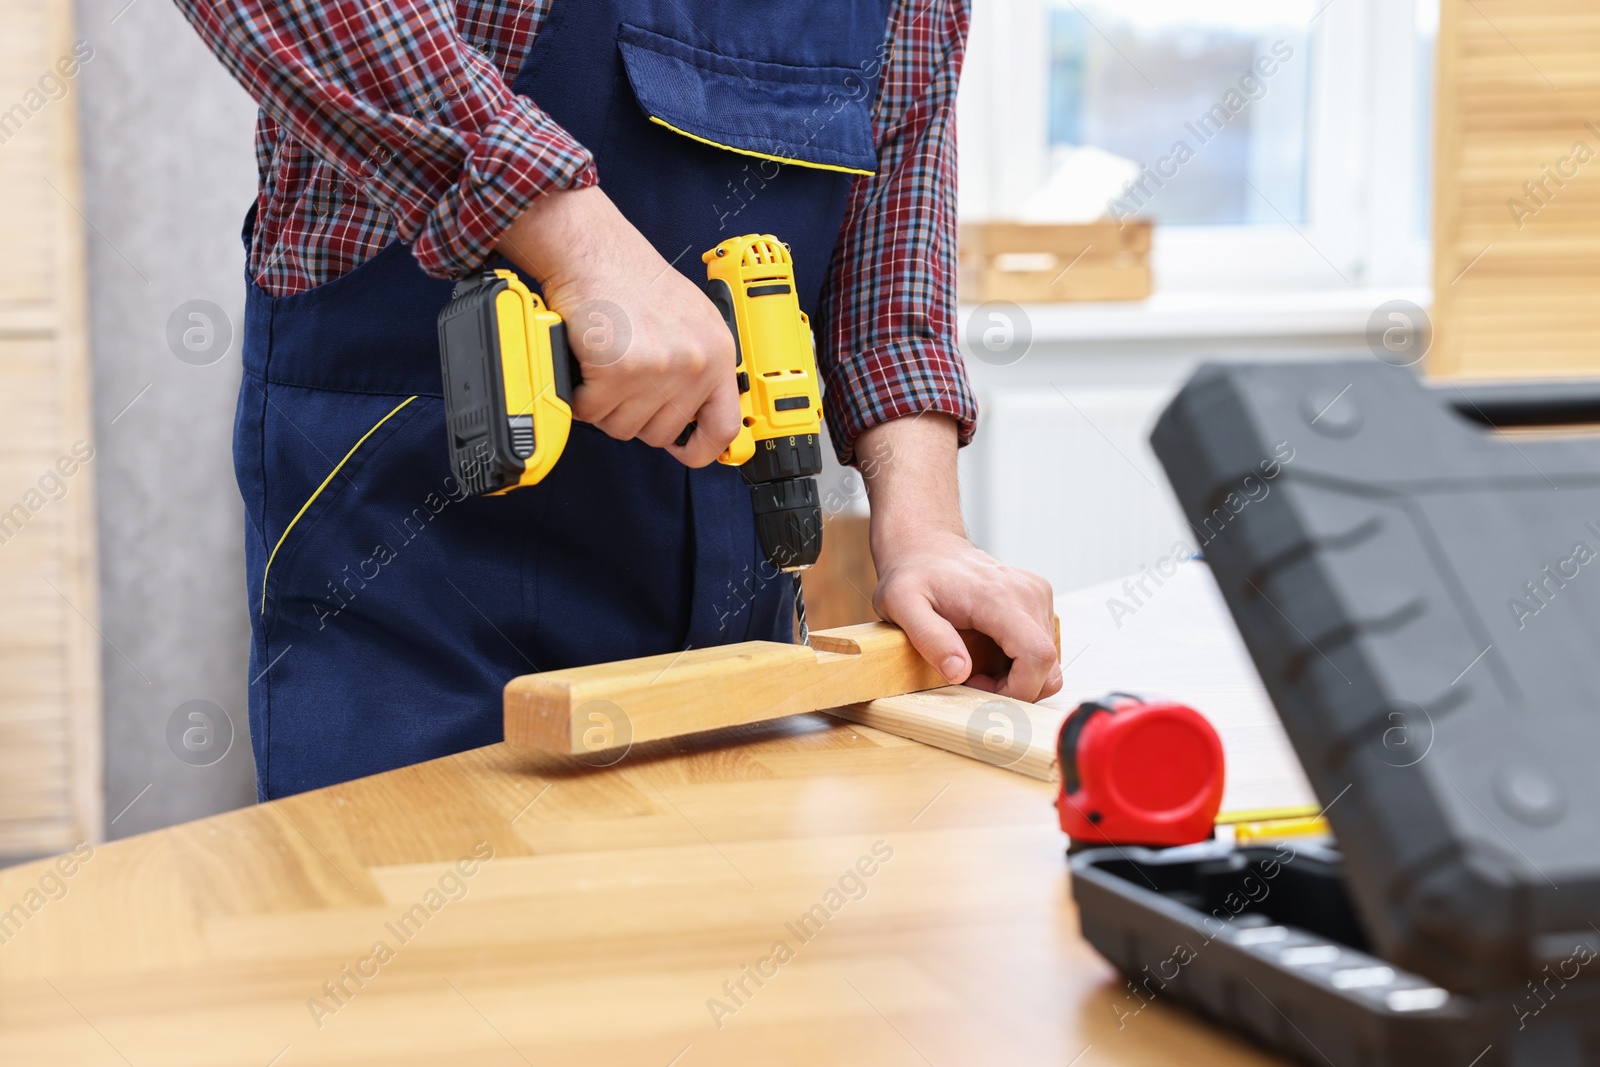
527,0,893,318
615,22,882,178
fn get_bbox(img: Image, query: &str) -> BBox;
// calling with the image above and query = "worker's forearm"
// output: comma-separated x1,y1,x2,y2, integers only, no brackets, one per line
857,414,965,552
497,186,624,286
856,413,1061,700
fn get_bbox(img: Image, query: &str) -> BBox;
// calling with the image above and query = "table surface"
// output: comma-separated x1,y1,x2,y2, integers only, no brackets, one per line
0,564,1298,1066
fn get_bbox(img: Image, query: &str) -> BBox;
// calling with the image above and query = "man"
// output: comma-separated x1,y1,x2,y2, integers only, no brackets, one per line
176,0,1061,799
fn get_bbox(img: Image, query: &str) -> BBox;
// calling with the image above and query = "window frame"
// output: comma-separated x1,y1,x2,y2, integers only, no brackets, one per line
957,0,1435,296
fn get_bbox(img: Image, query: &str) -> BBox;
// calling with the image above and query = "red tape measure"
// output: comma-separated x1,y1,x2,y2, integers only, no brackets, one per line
1055,693,1225,848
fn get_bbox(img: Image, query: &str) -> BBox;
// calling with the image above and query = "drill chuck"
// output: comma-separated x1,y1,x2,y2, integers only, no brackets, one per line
742,431,823,571
740,432,824,483
748,475,822,573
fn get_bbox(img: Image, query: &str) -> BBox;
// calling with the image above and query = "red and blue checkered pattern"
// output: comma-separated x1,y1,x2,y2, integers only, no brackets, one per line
173,0,976,462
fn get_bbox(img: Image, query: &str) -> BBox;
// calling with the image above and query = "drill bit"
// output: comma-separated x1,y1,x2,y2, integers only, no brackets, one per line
794,573,809,645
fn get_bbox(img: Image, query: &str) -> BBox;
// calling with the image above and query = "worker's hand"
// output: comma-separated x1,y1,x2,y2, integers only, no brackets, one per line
873,527,1061,702
496,187,741,467
857,416,1062,703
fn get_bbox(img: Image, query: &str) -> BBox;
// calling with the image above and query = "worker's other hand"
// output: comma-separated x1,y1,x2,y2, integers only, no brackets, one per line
857,414,1062,703
496,187,741,467
873,527,1062,702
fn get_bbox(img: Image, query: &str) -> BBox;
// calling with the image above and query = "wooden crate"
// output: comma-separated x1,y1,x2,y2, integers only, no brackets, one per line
0,0,102,856
1432,2,1600,377
958,220,1153,304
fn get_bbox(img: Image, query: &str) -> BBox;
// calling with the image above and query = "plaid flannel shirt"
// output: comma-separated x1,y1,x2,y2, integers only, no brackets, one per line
175,0,977,462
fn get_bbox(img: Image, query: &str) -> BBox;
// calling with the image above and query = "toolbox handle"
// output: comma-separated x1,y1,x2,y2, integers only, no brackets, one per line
1439,379,1600,428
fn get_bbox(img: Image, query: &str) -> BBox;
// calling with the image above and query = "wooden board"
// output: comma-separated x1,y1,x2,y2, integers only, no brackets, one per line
504,622,1046,755
831,686,1062,780
504,622,948,753
0,718,1289,1066
0,0,101,856
1431,2,1600,377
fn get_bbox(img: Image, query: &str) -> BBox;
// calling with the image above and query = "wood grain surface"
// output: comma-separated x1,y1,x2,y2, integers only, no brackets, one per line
504,622,951,753
831,686,1063,782
0,563,1302,1064
505,620,1058,756
0,718,1286,1066
0,0,102,857
1431,1,1600,378
958,221,1154,305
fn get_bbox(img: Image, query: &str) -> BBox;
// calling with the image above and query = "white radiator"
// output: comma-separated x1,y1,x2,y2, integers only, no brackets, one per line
960,386,1193,595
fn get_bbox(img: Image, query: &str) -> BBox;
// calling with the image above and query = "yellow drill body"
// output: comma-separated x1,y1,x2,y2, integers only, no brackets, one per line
438,233,827,573
702,235,825,469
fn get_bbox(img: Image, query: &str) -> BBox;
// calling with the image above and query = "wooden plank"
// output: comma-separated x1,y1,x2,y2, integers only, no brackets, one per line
506,623,955,754
0,308,54,337
505,620,1059,756
831,687,1062,781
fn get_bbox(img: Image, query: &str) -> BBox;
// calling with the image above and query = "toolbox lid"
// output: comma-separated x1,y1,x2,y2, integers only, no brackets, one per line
1151,360,1600,994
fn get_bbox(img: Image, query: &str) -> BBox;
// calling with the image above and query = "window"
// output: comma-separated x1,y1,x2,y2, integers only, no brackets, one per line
1047,2,1314,226
958,0,1438,296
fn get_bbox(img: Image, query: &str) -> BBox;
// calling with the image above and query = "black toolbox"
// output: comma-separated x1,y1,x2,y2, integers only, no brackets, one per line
1071,361,1600,1066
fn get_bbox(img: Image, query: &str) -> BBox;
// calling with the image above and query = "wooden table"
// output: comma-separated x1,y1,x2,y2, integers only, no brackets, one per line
0,566,1294,1066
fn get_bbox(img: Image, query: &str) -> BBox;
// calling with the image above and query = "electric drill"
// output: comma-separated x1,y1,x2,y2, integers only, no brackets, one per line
436,234,826,618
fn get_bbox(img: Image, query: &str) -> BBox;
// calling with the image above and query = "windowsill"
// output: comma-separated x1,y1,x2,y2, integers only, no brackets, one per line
962,286,1432,344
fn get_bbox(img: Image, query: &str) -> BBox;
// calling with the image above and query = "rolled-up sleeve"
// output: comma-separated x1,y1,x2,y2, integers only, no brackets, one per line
817,0,977,465
172,0,596,278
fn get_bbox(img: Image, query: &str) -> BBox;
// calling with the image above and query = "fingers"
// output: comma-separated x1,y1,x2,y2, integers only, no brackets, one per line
671,380,742,467
877,586,972,685
588,395,659,442
961,673,1000,694
636,397,699,451
568,289,738,465
569,377,618,428
969,599,1059,703
1040,660,1064,700
1025,573,1062,699
980,572,1060,701
590,375,740,465
875,554,1061,699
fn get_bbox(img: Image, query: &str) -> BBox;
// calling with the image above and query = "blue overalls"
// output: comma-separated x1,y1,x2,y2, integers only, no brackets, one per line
234,0,894,798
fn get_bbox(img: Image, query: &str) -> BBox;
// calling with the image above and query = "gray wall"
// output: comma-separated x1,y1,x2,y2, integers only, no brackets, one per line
75,0,259,835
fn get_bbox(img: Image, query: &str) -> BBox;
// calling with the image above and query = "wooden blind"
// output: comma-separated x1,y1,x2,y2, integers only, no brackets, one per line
0,1,102,855
1433,1,1600,376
